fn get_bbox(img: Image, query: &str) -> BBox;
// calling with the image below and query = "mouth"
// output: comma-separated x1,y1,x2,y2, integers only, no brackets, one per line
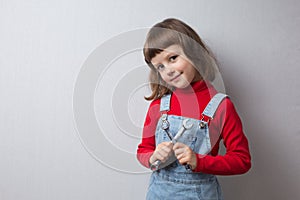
170,73,182,82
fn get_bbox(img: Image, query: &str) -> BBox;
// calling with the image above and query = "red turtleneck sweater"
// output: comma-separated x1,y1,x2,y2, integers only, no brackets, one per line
136,81,251,175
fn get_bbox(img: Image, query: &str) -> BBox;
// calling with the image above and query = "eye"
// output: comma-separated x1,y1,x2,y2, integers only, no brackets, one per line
169,55,178,62
156,64,165,71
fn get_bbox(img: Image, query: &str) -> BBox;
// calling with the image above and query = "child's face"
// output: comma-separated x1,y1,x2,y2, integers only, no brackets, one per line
151,45,200,89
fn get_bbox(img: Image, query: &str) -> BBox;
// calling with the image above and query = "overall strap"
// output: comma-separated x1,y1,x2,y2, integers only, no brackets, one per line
202,93,228,119
160,94,172,112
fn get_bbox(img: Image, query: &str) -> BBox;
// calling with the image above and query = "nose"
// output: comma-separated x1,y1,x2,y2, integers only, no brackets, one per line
165,65,175,76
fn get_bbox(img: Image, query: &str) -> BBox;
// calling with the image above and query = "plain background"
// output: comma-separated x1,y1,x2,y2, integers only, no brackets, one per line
1,0,300,199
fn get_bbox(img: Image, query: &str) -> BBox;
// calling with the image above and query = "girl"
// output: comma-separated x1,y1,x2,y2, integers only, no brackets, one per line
137,18,251,199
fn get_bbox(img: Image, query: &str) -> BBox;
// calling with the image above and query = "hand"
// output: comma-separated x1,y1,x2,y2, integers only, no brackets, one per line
149,142,173,165
173,142,197,170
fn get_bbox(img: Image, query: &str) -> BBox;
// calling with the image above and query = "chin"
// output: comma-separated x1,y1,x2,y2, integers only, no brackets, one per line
168,78,191,89
173,83,190,89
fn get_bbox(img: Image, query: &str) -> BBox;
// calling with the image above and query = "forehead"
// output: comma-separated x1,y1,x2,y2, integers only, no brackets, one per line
151,45,183,64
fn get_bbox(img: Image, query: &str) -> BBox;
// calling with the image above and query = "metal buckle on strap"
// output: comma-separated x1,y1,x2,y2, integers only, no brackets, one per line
161,114,170,130
200,114,211,129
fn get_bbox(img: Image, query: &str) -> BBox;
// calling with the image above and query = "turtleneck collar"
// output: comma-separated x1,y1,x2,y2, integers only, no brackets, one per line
173,80,211,94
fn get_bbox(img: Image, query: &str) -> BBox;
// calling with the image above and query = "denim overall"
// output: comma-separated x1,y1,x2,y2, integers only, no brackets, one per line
146,93,227,200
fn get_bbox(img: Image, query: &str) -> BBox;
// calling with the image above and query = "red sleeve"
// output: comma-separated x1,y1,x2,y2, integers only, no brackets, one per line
136,100,160,168
194,98,252,175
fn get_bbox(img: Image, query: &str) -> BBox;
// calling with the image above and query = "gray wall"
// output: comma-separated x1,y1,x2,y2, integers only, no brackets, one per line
1,0,299,199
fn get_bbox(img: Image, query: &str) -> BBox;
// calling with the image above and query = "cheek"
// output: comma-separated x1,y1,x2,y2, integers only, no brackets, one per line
177,59,187,68
177,59,193,71
190,66,197,74
184,65,198,80
159,73,169,82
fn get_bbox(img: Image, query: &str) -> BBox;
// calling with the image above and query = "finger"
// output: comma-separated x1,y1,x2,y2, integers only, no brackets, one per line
178,153,191,163
175,146,193,161
174,147,184,158
156,147,173,162
178,158,189,166
177,150,192,165
154,151,167,162
173,142,186,150
161,145,173,155
154,153,163,162
165,142,174,149
161,141,173,146
173,143,189,156
158,142,173,152
178,151,196,169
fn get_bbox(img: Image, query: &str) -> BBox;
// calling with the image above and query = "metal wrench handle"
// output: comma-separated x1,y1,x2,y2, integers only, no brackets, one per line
150,160,161,171
150,119,193,171
172,119,193,142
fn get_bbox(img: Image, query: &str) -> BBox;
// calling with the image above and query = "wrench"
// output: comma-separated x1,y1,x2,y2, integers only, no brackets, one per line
150,118,193,171
173,119,193,170
172,119,193,143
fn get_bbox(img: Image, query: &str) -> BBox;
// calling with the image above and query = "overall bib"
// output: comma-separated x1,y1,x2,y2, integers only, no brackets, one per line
146,93,227,200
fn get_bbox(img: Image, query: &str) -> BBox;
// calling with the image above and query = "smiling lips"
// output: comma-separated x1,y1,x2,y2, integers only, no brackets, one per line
170,73,182,82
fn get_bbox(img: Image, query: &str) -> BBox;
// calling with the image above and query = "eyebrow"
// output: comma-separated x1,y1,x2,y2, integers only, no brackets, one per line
151,51,177,67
